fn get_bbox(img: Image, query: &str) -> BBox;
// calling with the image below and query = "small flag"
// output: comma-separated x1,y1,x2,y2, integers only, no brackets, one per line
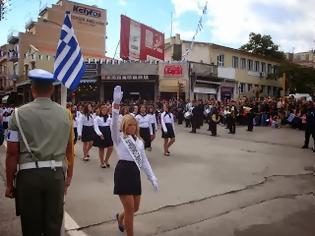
54,11,86,91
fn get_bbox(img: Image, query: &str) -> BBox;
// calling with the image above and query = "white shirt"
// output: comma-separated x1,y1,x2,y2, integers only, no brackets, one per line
78,114,94,136
111,108,157,182
135,113,153,135
93,115,112,136
161,111,175,133
149,113,157,131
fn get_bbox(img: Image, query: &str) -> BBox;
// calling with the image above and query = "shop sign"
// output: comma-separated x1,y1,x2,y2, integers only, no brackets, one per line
103,75,149,80
73,5,102,18
164,64,183,77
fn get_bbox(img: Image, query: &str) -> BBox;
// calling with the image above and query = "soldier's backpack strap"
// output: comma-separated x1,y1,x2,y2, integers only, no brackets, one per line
15,108,37,161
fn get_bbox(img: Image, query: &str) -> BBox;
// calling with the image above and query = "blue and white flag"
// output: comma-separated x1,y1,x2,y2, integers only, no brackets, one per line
54,11,86,91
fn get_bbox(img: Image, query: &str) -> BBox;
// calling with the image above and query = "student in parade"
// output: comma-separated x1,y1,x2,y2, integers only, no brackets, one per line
161,104,175,156
71,105,79,145
78,103,95,161
131,105,139,117
148,105,158,148
136,105,153,150
111,86,158,236
93,105,113,168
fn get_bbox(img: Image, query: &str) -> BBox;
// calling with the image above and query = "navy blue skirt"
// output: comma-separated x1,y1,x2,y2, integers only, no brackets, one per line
93,126,113,148
114,160,141,195
82,126,95,142
162,123,175,139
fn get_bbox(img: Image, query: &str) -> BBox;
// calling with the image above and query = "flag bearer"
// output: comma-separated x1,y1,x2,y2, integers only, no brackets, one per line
5,69,75,236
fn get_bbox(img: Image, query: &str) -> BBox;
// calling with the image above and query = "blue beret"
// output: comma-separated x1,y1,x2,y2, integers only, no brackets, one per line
28,69,55,82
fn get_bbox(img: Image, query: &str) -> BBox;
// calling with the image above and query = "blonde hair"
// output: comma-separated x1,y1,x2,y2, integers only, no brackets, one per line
120,114,140,137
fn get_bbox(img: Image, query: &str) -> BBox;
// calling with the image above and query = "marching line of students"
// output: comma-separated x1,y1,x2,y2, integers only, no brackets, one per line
67,99,176,169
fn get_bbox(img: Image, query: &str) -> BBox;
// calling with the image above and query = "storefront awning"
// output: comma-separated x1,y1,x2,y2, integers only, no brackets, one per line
2,95,9,103
194,87,217,94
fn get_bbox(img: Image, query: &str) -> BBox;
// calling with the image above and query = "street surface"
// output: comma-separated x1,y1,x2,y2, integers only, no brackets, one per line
1,124,315,236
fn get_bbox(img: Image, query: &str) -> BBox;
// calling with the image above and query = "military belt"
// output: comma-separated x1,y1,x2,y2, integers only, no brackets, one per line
19,160,63,171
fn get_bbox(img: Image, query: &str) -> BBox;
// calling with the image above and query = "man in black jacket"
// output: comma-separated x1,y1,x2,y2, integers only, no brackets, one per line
302,101,315,150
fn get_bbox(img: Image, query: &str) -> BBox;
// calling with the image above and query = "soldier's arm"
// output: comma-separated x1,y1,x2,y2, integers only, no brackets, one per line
5,113,20,198
66,110,75,187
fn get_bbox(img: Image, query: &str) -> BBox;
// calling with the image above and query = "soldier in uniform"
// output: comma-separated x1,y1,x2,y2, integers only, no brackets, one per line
5,69,75,236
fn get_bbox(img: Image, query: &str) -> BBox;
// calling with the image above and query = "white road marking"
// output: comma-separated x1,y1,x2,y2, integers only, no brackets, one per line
3,141,89,236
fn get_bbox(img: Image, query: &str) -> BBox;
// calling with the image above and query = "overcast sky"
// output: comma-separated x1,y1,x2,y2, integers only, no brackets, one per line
0,0,314,57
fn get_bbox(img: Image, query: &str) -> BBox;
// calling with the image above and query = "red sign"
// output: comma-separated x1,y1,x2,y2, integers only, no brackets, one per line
120,15,164,61
164,64,183,77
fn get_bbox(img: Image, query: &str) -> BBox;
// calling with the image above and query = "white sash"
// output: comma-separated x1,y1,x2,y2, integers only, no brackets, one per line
121,135,143,171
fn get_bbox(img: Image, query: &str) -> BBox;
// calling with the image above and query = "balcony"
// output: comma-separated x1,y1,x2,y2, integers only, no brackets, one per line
8,50,18,62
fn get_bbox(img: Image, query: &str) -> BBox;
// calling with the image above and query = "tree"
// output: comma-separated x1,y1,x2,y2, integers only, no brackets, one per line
280,62,315,94
240,32,286,60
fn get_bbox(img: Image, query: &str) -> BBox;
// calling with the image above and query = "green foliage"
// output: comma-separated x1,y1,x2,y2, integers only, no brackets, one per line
240,32,286,60
280,62,315,94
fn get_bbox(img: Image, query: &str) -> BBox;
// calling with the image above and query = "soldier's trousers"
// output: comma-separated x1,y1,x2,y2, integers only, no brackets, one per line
16,168,65,236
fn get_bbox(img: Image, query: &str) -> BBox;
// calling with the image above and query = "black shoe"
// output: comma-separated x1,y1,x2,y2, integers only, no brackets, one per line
189,131,196,133
116,213,125,232
302,145,308,149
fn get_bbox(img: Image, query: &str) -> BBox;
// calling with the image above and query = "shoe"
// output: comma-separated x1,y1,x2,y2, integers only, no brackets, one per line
106,163,110,168
164,153,170,156
83,157,90,161
189,131,196,133
116,213,125,232
302,145,308,149
100,163,107,168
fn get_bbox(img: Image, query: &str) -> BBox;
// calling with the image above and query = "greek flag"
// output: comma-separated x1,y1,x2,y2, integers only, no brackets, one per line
54,11,86,91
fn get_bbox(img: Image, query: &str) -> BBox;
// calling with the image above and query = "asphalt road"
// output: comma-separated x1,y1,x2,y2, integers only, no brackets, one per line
1,123,315,236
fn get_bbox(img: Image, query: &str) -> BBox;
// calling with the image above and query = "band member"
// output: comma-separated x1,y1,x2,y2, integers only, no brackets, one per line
131,105,139,117
246,106,254,132
93,105,113,168
161,104,175,156
209,106,220,136
78,103,95,161
227,106,236,134
190,100,198,133
184,99,192,128
111,86,158,236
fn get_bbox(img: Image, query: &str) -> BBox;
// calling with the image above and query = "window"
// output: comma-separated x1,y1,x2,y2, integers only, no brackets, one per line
254,61,260,72
240,83,245,93
261,62,266,73
267,64,272,74
31,61,35,69
267,86,271,95
217,54,224,67
31,54,35,60
46,55,50,60
232,56,239,68
273,66,279,77
247,84,252,92
24,64,29,76
39,54,43,60
240,58,246,69
247,59,253,71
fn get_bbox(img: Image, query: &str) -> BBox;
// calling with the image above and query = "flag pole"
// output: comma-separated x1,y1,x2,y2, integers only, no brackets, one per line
61,84,67,107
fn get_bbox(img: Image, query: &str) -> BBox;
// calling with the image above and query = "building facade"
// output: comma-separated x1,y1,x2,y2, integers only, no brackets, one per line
165,34,284,100
1,0,107,104
286,50,315,68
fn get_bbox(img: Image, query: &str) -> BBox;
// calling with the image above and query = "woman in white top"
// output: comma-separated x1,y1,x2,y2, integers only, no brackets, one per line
71,106,79,145
148,105,158,148
135,105,153,151
93,105,113,168
78,103,95,161
111,86,158,236
161,104,176,156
